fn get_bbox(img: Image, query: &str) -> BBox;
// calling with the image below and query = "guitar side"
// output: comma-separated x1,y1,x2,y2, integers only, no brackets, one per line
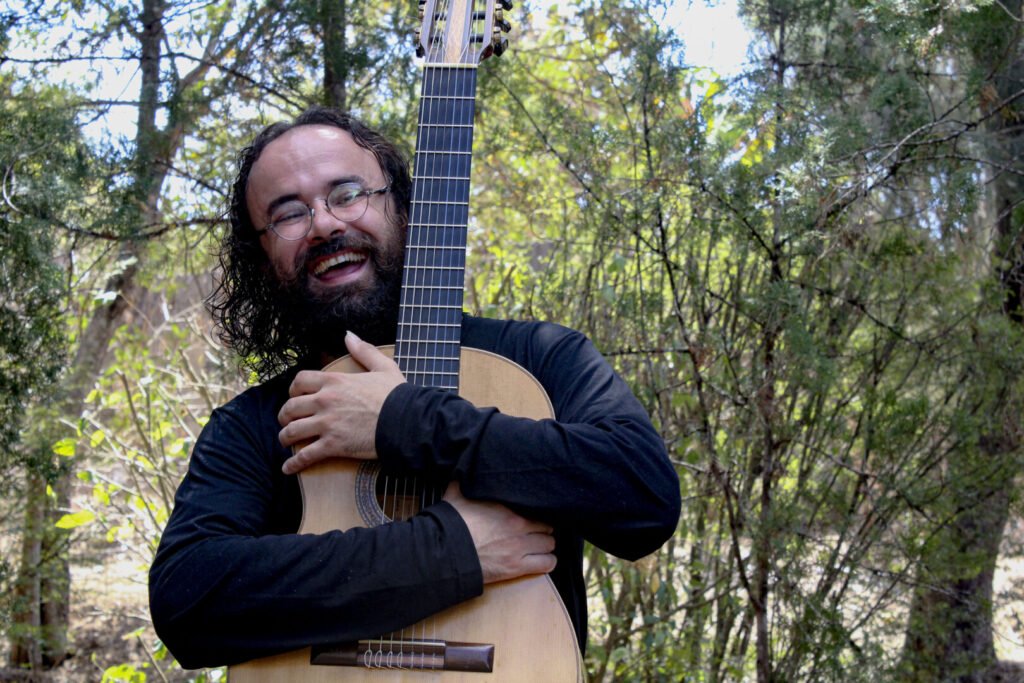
229,347,584,682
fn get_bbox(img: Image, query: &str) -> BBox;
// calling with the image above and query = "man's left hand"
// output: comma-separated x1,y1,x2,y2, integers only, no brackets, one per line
278,331,405,474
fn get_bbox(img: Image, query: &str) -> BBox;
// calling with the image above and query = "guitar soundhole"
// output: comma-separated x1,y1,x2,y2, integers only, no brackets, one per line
355,462,446,526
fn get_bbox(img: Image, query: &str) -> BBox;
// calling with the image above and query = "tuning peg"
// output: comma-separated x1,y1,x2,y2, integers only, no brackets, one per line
491,33,508,56
495,9,511,33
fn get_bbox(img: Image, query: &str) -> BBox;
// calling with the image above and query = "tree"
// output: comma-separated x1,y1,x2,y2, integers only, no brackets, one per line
2,0,285,668
900,1,1024,679
0,74,79,670
472,0,1024,679
1,0,424,673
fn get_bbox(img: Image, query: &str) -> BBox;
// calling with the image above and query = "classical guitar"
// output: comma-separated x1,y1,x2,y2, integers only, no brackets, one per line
229,0,583,680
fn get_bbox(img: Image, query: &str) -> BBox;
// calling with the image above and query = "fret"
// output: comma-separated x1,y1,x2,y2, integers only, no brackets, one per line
405,244,467,254
414,150,474,156
397,338,462,348
417,106,474,128
395,344,464,356
411,204,469,225
413,156,472,178
402,265,463,270
397,327,462,333
399,356,461,366
399,295,465,305
417,130,474,152
403,243,466,249
399,296,464,309
397,66,477,381
412,185,471,204
421,65,478,72
399,360,460,369
397,358,460,375
408,215,472,224
403,373,459,381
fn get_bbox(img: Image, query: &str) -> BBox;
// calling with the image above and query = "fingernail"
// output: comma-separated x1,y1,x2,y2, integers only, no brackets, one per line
346,330,361,342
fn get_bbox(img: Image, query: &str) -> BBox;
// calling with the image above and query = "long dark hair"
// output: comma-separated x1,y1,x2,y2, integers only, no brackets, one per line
207,107,412,380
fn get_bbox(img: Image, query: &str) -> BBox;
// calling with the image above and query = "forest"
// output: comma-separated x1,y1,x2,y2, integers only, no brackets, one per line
3,0,1024,680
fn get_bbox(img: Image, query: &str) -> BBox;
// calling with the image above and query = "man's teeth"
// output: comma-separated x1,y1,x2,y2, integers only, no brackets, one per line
313,252,366,275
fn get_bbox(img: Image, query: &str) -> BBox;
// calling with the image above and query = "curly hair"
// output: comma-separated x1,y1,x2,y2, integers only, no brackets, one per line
207,107,413,380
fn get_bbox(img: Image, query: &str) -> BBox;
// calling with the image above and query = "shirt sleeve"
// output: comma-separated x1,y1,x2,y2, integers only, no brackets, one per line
148,389,484,669
375,320,681,561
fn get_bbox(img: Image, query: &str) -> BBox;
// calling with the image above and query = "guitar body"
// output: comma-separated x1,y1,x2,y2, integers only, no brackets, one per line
229,347,584,682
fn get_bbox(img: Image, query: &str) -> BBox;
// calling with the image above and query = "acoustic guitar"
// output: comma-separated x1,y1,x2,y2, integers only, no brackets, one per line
229,0,584,679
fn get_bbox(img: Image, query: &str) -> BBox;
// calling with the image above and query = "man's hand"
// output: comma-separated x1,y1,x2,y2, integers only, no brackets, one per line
444,482,557,584
279,331,405,474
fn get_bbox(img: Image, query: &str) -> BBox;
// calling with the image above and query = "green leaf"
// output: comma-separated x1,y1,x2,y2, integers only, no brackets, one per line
53,437,76,457
55,510,95,529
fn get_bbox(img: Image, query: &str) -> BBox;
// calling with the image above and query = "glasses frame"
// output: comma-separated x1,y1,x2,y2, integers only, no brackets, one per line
255,185,391,241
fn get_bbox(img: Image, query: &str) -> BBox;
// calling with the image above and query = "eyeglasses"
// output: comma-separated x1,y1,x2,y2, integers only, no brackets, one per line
256,183,391,240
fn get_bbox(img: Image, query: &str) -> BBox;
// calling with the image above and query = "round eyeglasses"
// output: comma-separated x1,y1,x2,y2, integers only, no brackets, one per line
256,183,391,240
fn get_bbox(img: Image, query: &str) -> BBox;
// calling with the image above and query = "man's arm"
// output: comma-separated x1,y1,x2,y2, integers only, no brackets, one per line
379,318,682,561
267,320,681,561
148,386,552,669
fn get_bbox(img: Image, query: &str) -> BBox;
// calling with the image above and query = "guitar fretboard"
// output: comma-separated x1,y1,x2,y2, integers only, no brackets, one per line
396,66,478,390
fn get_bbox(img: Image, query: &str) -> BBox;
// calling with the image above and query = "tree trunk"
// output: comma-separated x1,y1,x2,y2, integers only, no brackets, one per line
7,0,161,665
322,0,348,109
7,251,143,669
901,5,1024,680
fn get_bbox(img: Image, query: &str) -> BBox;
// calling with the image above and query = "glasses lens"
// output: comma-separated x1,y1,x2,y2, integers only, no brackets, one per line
269,201,312,240
325,183,370,222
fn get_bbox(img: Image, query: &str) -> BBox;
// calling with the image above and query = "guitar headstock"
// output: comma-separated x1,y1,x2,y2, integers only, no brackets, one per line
415,0,513,64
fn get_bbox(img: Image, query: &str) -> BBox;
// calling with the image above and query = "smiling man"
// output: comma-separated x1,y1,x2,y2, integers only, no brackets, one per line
148,107,681,669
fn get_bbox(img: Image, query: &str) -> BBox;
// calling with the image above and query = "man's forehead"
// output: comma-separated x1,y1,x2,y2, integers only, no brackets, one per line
248,125,381,196
258,125,361,164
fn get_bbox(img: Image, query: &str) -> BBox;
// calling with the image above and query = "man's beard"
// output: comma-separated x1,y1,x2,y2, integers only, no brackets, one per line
269,230,405,360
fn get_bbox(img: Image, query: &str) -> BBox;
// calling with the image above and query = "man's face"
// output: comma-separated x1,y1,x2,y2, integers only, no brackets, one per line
246,124,406,350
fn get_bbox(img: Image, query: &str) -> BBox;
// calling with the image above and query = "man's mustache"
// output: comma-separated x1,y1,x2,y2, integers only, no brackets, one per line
298,234,379,271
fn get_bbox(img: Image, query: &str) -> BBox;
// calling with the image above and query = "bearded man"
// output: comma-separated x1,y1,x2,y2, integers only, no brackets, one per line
149,107,681,669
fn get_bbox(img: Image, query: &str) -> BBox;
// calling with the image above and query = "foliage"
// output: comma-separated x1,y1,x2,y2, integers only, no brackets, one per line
468,0,1024,680
3,0,1024,680
0,75,76,474
0,74,93,653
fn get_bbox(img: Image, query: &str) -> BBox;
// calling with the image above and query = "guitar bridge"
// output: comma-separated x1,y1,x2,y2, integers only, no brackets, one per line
310,638,495,673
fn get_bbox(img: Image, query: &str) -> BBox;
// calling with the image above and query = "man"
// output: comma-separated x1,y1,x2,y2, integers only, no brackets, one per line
149,107,681,669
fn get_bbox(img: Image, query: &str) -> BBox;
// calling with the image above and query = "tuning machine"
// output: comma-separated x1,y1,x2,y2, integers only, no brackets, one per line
414,0,428,56
491,0,511,56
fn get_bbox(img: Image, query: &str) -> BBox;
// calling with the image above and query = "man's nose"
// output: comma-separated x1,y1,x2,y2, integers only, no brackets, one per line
307,202,347,241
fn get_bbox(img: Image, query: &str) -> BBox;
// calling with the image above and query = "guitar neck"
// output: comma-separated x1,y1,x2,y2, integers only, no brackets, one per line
396,66,479,390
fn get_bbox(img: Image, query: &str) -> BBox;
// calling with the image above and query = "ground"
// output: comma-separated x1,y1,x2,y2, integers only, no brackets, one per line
2,519,1024,681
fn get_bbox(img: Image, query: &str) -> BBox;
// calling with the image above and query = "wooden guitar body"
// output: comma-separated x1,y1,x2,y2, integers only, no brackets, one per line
229,347,584,682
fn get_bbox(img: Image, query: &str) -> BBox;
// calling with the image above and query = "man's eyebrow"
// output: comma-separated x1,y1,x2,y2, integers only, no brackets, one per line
329,175,368,188
266,193,301,215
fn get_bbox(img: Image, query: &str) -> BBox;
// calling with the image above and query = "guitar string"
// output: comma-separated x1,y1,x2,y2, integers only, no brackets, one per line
378,0,483,668
429,8,452,663
381,9,434,663
404,22,435,664
415,4,449,666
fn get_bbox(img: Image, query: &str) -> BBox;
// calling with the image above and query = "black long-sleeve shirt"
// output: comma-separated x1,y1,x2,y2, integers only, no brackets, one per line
149,315,681,669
